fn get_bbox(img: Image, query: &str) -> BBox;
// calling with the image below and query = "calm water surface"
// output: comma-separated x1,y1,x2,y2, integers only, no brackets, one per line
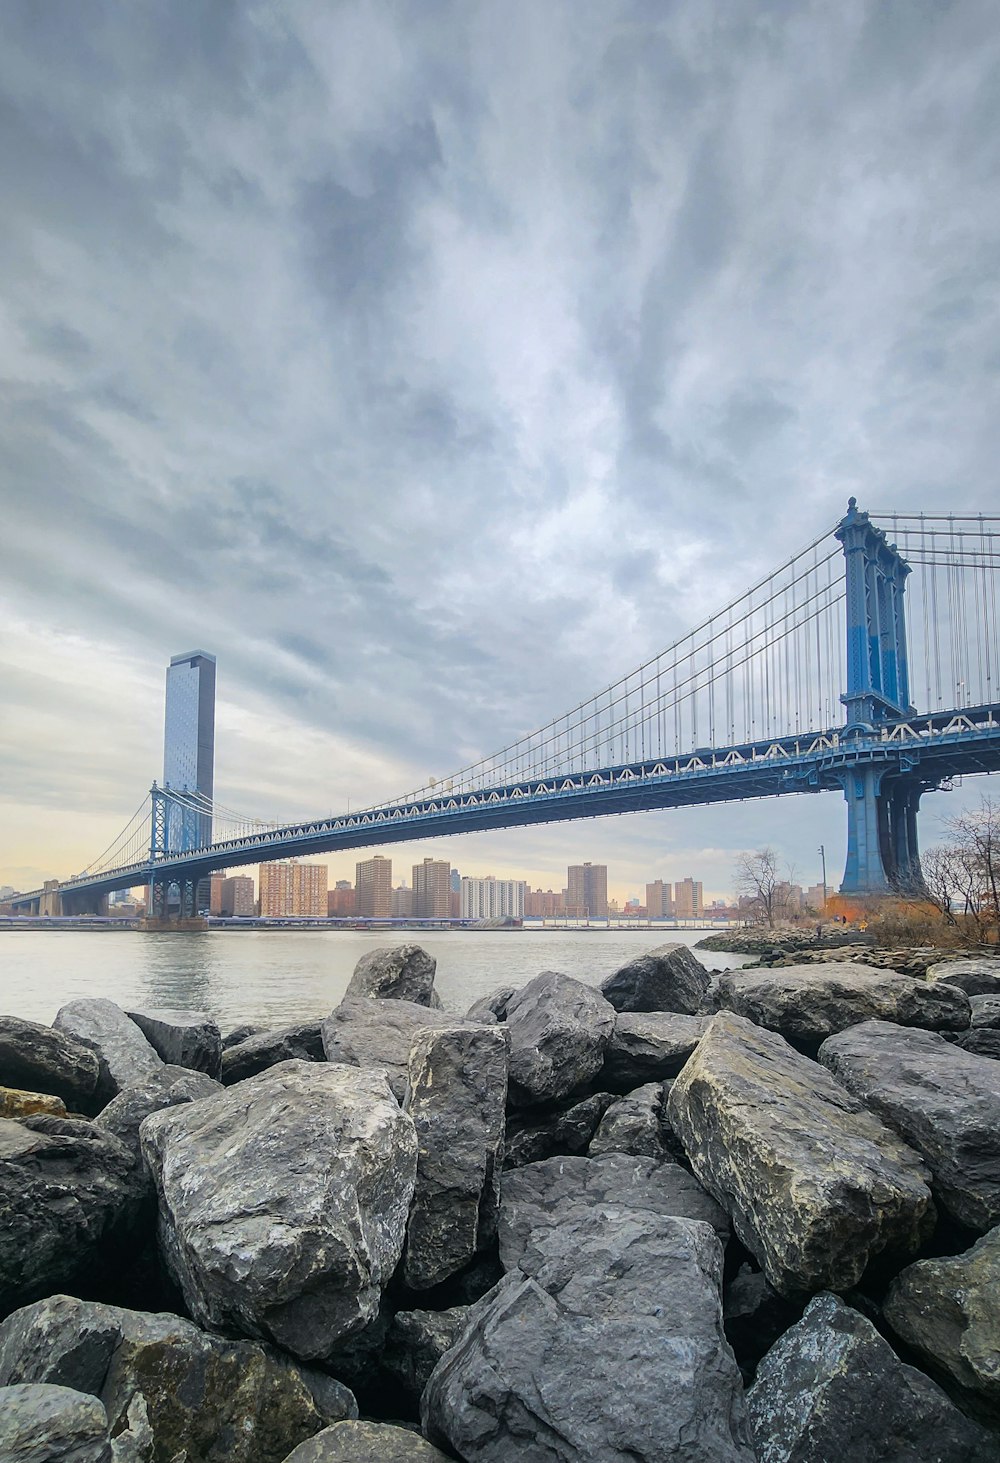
0,927,754,1032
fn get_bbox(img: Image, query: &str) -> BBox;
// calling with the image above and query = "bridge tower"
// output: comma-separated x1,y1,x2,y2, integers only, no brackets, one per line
835,499,924,895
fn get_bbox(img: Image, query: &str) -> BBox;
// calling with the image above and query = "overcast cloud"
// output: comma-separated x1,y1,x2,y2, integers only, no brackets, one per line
2,0,999,898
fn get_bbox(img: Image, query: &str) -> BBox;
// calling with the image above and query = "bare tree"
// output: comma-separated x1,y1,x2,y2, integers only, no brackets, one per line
735,847,796,929
899,797,1000,945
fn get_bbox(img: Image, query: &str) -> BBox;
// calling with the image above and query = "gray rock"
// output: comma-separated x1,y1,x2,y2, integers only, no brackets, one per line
321,998,454,1101
723,1265,803,1382
885,1224,1000,1415
345,945,441,1007
141,1060,417,1359
465,986,518,1024
0,1382,112,1462
668,1013,934,1296
970,994,1000,1028
602,1011,707,1087
746,1291,997,1461
282,1422,452,1462
927,958,1000,996
588,1082,670,1159
503,1092,615,1169
0,1292,357,1463
505,971,616,1106
423,1210,755,1462
95,1065,220,1167
819,1020,1000,1232
383,1306,468,1407
600,942,710,1014
403,1024,508,1290
53,999,163,1103
714,964,970,1048
499,1151,728,1272
124,1008,223,1078
222,1022,265,1049
220,1021,325,1085
955,1028,1000,1060
0,1116,143,1315
0,1016,100,1110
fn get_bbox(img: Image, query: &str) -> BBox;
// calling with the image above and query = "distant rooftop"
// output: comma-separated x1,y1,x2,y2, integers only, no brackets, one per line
169,650,216,665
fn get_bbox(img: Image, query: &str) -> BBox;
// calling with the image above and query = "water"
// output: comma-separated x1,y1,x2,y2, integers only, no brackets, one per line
0,927,754,1032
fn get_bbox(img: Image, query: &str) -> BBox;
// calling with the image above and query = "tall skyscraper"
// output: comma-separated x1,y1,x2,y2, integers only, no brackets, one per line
460,876,526,920
163,651,216,852
646,880,673,917
412,857,452,918
674,878,704,919
258,861,327,917
567,862,608,918
356,856,392,918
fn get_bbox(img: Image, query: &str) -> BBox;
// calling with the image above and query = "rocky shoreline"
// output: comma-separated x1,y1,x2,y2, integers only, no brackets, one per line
2,942,1000,1460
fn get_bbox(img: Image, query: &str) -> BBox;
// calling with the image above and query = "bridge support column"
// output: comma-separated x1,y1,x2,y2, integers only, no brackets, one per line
839,767,890,894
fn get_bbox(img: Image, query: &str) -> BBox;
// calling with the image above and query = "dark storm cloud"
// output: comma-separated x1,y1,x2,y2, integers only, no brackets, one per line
2,0,999,887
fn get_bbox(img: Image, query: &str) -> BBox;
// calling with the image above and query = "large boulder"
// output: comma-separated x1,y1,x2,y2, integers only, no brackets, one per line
498,1151,728,1271
955,1029,1000,1060
0,1116,143,1316
0,1016,100,1110
0,1293,357,1463
588,1082,671,1160
125,1008,223,1079
220,1022,324,1085
403,1024,508,1290
423,1210,755,1461
602,1011,707,1087
927,958,1000,996
282,1422,452,1462
504,971,616,1107
969,994,1000,1029
345,945,441,1007
819,1020,1000,1232
0,1383,114,1463
746,1292,997,1461
141,1061,417,1359
884,1225,1000,1415
503,1092,615,1169
0,1086,67,1119
667,1013,934,1296
321,998,454,1101
95,1065,220,1168
53,1000,163,1103
714,964,970,1049
600,943,710,1014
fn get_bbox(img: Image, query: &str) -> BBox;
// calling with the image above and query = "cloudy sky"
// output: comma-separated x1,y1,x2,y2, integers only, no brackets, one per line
2,0,999,901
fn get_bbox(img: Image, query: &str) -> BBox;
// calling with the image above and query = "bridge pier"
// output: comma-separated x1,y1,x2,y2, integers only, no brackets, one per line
839,768,924,895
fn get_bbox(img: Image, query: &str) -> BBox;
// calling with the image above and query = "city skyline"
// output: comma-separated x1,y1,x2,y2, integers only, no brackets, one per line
2,5,998,897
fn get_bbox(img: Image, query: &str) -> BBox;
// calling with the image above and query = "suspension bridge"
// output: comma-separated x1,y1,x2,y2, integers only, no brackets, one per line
11,500,1000,917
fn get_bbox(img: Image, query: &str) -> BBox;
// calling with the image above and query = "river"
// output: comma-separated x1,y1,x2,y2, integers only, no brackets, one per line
0,926,755,1032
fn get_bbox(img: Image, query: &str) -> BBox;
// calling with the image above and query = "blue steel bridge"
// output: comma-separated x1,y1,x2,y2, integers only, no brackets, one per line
12,500,1000,916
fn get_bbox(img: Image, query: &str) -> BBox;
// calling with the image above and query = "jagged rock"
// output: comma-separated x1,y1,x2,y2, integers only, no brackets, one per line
0,1086,67,1119
723,1265,803,1383
504,971,616,1107
0,1015,100,1109
884,1224,1000,1415
746,1292,997,1461
423,1209,755,1462
0,1293,357,1463
125,1008,223,1079
927,958,1000,996
602,1011,707,1087
345,945,441,1007
955,1029,1000,1060
969,994,1000,1028
282,1422,452,1462
403,1024,508,1290
142,1061,417,1359
53,1000,163,1103
503,1092,615,1169
0,1116,143,1316
714,964,970,1048
600,942,711,1014
95,1065,220,1167
588,1082,670,1159
465,986,518,1023
220,1021,324,1085
321,998,453,1101
383,1306,468,1407
667,1013,934,1296
499,1151,728,1272
0,1382,113,1463
108,1392,154,1463
819,1020,1000,1232
222,1022,264,1049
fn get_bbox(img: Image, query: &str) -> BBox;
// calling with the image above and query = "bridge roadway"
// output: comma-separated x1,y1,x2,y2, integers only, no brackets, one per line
11,702,1000,911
